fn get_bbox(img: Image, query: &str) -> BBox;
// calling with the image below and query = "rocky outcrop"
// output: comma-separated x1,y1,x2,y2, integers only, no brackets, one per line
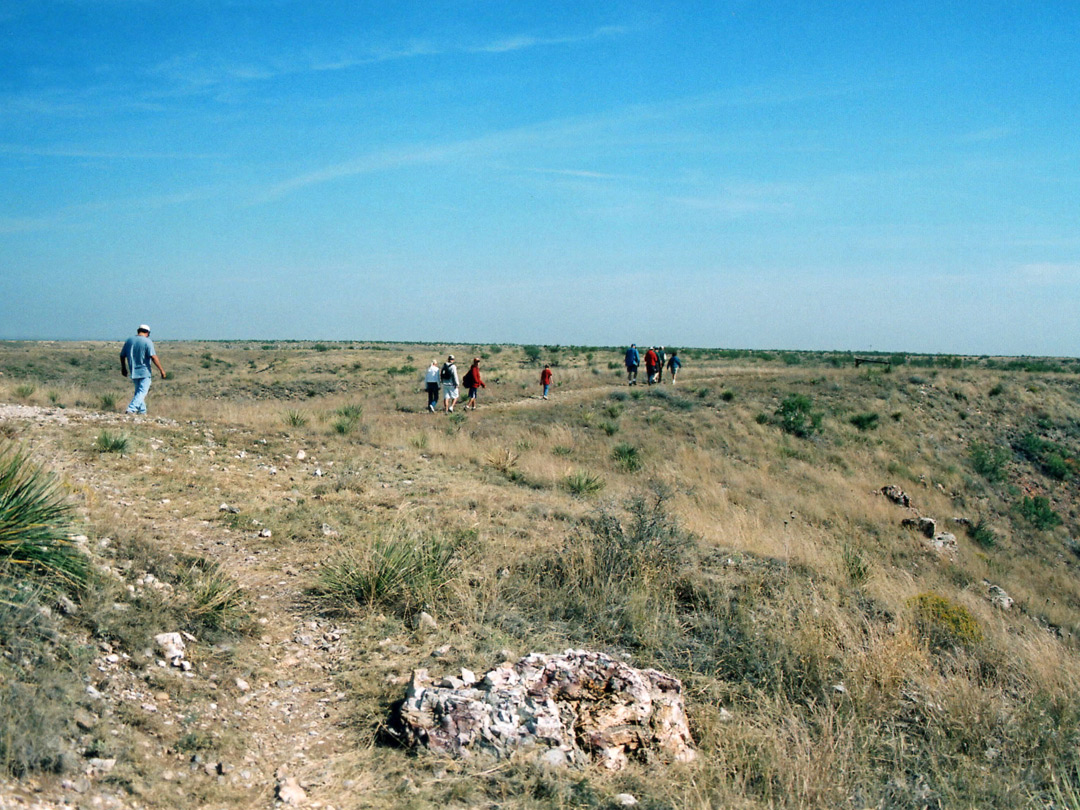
390,649,695,770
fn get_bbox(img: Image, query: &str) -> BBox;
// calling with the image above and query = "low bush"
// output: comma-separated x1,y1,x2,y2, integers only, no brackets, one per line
909,592,983,649
775,394,822,438
1015,496,1062,530
849,412,880,431
969,441,1009,483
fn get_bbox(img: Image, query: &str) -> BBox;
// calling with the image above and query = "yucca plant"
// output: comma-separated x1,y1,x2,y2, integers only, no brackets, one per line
314,529,461,618
565,470,606,497
0,443,86,587
282,409,307,427
95,430,129,454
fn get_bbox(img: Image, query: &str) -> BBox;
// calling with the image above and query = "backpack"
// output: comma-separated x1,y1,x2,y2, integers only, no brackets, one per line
462,368,475,388
440,363,454,382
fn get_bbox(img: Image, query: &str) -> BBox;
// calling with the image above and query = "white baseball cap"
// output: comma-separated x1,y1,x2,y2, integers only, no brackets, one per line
138,324,151,333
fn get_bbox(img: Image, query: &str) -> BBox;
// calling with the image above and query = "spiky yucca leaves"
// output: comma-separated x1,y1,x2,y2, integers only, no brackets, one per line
314,527,463,619
0,443,86,587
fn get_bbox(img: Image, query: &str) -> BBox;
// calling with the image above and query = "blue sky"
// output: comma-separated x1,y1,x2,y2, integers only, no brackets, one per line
1,1,1077,355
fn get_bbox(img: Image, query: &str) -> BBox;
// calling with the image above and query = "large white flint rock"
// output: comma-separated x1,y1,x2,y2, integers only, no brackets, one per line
390,649,696,770
154,632,185,663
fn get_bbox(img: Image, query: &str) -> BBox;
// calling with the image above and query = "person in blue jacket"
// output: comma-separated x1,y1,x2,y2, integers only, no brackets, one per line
624,344,640,386
667,350,682,385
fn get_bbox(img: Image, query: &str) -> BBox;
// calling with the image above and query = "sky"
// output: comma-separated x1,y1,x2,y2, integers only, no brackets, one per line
1,1,1078,355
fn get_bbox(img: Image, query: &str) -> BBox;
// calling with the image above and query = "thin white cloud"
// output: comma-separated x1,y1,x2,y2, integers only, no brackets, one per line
1015,262,1079,285
960,126,1009,142
0,143,220,160
150,25,627,92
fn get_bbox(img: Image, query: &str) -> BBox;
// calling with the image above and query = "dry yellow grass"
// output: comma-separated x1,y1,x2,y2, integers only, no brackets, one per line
2,342,1080,807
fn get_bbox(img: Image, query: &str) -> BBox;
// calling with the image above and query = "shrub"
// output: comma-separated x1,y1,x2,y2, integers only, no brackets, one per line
95,430,129,454
486,447,520,475
283,409,308,427
1016,496,1062,530
775,394,822,438
0,443,86,587
720,390,735,402
967,517,998,549
386,365,417,376
969,441,1009,483
314,529,462,618
849,412,880,431
909,592,983,649
564,470,606,497
604,404,623,419
600,420,620,436
522,345,542,363
99,393,116,411
611,443,642,472
13,385,34,400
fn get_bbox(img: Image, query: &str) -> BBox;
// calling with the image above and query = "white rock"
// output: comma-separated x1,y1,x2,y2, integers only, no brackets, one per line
235,677,250,692
259,529,272,538
615,794,639,807
296,450,307,460
416,611,438,633
276,776,307,805
154,632,185,662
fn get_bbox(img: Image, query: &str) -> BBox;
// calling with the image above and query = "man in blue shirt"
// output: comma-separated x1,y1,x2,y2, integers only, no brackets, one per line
624,344,640,386
119,325,166,414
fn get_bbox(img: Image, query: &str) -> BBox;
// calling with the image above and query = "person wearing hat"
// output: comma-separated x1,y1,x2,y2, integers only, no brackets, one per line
119,324,165,414
440,354,460,412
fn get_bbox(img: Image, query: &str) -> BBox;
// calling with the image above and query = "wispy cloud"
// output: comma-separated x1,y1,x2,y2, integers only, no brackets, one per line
960,126,1009,142
0,143,220,160
1015,262,1079,285
152,25,627,92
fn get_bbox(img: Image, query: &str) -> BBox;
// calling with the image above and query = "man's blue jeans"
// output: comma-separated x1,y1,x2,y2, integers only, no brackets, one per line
127,376,151,414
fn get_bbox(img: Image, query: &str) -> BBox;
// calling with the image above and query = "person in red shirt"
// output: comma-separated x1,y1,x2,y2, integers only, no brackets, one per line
462,358,486,410
644,347,659,384
540,365,553,399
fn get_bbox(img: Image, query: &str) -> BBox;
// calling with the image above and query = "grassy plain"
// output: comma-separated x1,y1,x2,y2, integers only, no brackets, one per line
2,339,1080,808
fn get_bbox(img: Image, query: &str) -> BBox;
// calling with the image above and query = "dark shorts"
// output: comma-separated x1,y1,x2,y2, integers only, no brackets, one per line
468,386,479,398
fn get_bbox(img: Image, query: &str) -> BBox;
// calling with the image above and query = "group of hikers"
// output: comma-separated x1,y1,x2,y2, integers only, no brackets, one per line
422,355,556,413
116,326,680,417
623,344,680,386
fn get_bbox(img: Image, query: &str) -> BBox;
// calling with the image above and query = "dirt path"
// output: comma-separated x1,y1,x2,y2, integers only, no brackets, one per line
0,405,358,810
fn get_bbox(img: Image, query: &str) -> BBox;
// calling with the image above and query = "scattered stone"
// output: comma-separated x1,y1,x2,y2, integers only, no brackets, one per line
276,776,307,805
154,632,185,664
986,583,1014,610
902,516,937,538
56,595,79,615
321,523,338,537
927,532,957,556
219,504,239,514
881,485,911,507
73,708,97,731
615,795,639,807
415,611,438,633
258,529,272,538
87,758,116,775
391,649,696,770
296,450,307,460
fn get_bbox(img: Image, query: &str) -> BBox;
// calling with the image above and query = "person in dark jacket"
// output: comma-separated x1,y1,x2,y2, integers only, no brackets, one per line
462,357,486,410
624,344,640,385
667,350,682,385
